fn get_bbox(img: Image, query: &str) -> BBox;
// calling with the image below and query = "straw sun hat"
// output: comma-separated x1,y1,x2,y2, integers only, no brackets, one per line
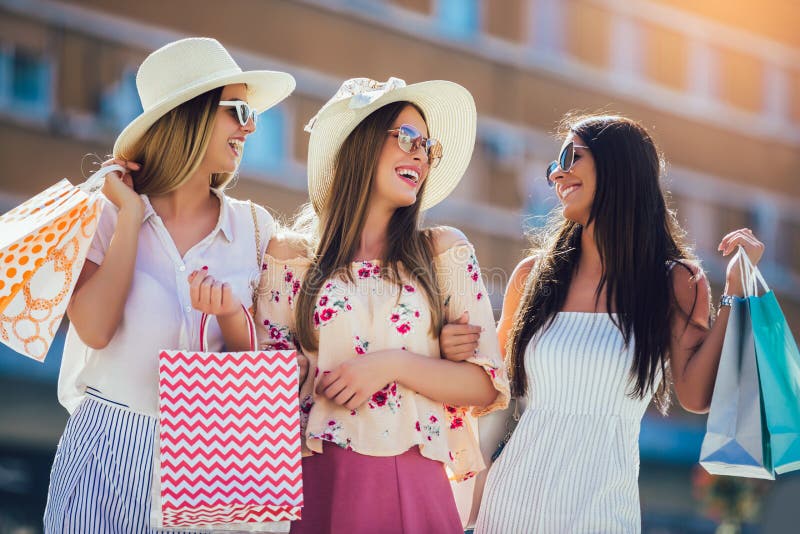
304,77,477,213
113,37,295,158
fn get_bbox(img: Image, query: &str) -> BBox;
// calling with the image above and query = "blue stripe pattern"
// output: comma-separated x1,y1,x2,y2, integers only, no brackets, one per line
476,312,656,533
43,396,200,533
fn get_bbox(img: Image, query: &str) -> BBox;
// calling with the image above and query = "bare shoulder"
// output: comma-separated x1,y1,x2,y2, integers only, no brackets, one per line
669,259,711,325
669,259,708,292
429,225,470,255
265,232,313,261
506,255,537,298
512,256,537,281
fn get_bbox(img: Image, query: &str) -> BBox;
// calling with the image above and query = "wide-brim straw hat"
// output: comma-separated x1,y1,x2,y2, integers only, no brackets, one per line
304,77,476,213
113,37,295,158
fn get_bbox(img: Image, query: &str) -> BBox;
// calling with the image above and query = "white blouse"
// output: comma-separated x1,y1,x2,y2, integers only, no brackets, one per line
58,189,274,416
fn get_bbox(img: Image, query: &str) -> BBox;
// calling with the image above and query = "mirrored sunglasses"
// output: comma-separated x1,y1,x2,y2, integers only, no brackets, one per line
545,141,589,187
387,124,443,168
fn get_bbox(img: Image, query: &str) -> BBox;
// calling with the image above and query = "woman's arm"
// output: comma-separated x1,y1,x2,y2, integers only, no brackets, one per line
66,161,144,349
669,228,764,413
497,256,536,359
317,348,497,410
259,234,312,384
320,226,509,411
440,256,535,361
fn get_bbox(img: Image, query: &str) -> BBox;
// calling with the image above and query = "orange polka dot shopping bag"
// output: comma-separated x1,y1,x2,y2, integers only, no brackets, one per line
0,165,125,361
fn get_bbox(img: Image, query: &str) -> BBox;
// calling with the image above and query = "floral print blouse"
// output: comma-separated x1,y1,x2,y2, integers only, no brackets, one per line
254,241,509,481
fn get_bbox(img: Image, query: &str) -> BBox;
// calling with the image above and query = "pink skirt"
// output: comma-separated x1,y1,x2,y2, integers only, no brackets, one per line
290,443,462,534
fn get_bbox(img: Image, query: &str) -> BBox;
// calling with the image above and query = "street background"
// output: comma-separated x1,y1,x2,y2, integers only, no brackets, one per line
0,0,799,532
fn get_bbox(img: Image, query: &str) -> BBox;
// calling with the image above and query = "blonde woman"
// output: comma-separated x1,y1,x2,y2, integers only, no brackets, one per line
44,38,295,533
251,78,509,533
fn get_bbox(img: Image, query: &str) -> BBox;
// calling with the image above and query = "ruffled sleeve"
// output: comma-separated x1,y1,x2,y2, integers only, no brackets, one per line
435,242,510,417
254,253,311,352
254,253,316,452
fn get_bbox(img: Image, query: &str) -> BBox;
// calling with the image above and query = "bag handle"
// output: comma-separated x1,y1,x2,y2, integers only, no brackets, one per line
734,245,770,298
249,201,262,269
77,164,128,194
199,304,257,352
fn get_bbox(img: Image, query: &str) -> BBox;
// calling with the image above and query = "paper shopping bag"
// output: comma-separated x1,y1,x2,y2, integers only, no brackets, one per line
156,308,303,528
0,165,125,360
745,259,800,474
699,294,774,479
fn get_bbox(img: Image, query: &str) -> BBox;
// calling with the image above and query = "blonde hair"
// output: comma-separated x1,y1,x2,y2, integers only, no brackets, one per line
122,87,235,195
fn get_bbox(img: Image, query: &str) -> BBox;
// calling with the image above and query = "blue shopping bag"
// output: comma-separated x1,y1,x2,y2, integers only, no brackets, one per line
699,293,774,479
748,277,800,474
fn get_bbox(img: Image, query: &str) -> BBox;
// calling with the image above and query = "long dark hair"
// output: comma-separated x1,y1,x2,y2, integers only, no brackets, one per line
294,101,442,352
507,114,709,413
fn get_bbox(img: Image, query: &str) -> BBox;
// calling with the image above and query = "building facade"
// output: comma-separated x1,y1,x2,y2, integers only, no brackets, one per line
0,0,798,531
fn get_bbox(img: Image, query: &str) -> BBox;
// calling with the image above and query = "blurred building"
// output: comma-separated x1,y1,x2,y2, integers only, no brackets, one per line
0,0,798,532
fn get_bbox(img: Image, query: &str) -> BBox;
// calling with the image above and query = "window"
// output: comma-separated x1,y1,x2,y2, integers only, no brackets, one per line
610,14,643,81
528,0,564,55
99,70,142,130
437,0,480,40
0,45,53,120
763,64,789,122
687,38,719,101
240,105,288,173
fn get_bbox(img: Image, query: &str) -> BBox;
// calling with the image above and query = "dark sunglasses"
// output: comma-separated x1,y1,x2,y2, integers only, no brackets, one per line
387,124,443,168
545,141,589,187
219,100,257,127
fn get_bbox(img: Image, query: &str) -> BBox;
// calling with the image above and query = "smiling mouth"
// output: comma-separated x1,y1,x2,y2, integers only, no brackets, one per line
228,139,243,157
561,184,580,199
396,168,420,186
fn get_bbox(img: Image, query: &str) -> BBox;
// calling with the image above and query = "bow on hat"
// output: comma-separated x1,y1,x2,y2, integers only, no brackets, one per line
304,77,407,132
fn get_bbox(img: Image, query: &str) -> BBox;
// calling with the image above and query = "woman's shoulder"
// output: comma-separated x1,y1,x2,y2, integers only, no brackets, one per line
265,231,314,262
428,225,471,256
668,257,711,324
222,196,275,229
513,255,538,277
505,255,537,298
668,258,708,294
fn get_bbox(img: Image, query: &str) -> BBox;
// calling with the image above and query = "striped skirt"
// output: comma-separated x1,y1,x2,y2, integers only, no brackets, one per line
43,394,201,534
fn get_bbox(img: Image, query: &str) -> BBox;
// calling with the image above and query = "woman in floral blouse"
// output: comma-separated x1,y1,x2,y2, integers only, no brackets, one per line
254,78,509,533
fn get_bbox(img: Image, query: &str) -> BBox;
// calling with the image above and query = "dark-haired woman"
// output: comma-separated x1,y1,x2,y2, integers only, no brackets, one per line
253,77,509,533
442,114,764,533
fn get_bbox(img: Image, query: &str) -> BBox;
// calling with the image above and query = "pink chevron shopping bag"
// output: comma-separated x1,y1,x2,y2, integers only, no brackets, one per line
155,308,303,528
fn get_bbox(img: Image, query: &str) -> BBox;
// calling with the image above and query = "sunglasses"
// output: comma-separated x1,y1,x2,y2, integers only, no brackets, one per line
387,124,443,168
545,141,589,187
219,100,257,127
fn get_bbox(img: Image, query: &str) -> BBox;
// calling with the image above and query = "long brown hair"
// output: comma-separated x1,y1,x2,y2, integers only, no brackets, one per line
120,87,235,195
294,101,443,352
507,114,710,413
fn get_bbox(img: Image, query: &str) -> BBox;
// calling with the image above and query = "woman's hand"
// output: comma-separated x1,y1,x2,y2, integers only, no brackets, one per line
100,158,143,216
439,311,482,361
188,268,242,318
297,351,309,385
719,228,765,296
316,351,398,411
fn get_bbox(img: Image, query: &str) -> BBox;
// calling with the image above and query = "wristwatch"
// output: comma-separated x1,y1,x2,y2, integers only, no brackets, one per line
719,294,735,308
